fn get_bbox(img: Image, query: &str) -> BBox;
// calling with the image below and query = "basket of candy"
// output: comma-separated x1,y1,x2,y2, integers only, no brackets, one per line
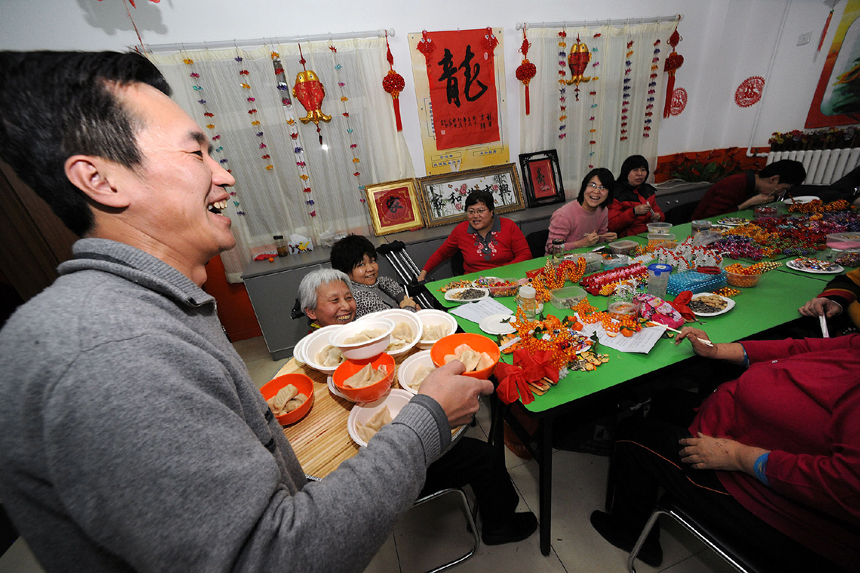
474,276,520,297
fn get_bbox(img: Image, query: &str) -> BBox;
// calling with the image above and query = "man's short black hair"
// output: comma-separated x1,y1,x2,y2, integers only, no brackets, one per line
464,190,495,212
331,235,377,275
759,160,806,186
0,51,171,236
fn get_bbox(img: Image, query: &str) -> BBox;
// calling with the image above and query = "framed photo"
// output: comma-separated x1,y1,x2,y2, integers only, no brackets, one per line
364,178,425,236
519,150,565,208
417,163,526,228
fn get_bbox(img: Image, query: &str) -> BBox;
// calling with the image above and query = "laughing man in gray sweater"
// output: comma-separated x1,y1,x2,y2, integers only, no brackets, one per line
0,51,494,572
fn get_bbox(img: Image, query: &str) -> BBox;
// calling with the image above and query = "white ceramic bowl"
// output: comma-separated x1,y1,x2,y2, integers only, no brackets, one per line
302,325,346,374
292,332,310,364
347,389,413,447
397,350,436,395
329,318,395,360
357,309,422,356
415,309,459,350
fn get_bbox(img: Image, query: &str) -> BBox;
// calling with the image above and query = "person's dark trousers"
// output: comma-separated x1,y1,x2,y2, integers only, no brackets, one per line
605,416,843,571
421,436,518,529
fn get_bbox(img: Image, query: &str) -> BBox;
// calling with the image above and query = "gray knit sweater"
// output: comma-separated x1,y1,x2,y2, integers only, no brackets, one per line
0,239,450,572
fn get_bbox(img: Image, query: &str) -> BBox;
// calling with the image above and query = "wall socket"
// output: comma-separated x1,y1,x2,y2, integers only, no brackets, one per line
798,31,812,46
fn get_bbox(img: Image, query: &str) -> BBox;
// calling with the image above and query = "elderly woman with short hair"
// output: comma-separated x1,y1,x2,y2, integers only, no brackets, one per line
298,268,356,329
416,190,531,281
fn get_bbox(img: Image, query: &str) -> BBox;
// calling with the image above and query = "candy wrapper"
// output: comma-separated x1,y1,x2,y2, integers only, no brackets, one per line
288,234,314,253
633,293,684,329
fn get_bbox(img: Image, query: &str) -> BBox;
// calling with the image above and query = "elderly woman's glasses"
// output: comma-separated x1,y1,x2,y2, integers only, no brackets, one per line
466,208,489,216
587,182,607,192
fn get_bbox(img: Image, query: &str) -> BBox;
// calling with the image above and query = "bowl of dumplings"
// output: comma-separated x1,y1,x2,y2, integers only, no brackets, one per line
357,309,421,356
430,333,500,380
303,325,347,374
332,352,396,403
329,318,395,361
260,373,315,426
415,309,459,350
348,389,413,447
397,350,437,395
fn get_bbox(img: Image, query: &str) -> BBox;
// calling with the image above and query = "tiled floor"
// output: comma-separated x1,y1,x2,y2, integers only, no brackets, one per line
0,337,735,573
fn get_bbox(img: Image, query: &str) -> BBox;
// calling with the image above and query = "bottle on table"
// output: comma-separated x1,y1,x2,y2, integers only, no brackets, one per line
273,234,289,257
517,285,538,320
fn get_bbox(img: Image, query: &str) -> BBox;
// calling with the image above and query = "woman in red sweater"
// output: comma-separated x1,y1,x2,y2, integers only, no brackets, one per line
608,155,665,237
417,191,531,279
591,329,860,571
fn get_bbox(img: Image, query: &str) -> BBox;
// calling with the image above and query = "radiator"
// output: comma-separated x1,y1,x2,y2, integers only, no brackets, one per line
767,148,860,185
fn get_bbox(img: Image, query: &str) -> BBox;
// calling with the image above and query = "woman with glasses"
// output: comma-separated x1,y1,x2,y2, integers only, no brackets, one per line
544,167,618,254
417,190,531,280
608,154,666,237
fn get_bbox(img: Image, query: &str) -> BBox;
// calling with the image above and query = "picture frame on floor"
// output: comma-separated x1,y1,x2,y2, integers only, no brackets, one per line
364,178,425,236
519,150,565,208
417,163,526,228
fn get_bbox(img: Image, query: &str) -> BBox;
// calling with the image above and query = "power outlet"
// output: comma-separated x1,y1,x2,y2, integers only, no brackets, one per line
798,31,812,46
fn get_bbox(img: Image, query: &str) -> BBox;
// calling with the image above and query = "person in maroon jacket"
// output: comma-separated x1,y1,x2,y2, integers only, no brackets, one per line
417,190,531,280
608,155,666,237
590,328,860,571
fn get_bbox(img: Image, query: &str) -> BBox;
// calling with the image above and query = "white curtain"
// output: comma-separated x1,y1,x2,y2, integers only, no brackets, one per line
148,38,413,282
518,21,678,199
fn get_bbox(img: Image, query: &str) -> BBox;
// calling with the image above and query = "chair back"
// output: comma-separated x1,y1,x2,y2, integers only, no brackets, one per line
525,229,550,259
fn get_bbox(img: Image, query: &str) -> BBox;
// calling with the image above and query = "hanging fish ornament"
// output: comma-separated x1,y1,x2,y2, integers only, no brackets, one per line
565,35,598,100
293,70,332,126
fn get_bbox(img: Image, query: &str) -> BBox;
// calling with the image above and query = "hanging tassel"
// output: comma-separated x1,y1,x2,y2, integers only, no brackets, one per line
663,72,676,118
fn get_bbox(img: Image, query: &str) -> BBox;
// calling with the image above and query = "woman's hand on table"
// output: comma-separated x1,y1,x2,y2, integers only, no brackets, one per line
417,270,428,282
679,432,769,475
399,296,419,311
579,232,600,247
675,327,747,365
799,297,842,319
650,210,662,222
600,232,617,242
419,361,494,428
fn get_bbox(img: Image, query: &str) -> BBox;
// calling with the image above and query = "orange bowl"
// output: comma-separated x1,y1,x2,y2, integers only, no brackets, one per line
260,373,315,426
333,353,395,402
430,333,500,379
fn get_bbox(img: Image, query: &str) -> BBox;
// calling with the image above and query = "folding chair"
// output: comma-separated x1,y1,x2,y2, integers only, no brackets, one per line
376,241,436,310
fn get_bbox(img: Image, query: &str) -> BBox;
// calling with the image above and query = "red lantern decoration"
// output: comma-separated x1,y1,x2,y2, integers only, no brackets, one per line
382,32,405,131
663,28,684,118
416,30,436,64
516,27,537,115
565,35,597,101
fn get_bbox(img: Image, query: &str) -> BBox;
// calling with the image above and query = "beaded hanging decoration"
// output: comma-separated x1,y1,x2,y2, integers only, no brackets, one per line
557,30,568,140
644,39,660,138
328,42,365,203
620,36,634,142
272,51,317,218
587,31,601,168
235,53,276,180
182,54,244,216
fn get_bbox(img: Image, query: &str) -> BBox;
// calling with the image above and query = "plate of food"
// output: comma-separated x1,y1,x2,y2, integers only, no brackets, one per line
786,258,844,274
716,217,750,227
783,195,819,205
479,313,517,335
444,287,490,303
689,293,736,317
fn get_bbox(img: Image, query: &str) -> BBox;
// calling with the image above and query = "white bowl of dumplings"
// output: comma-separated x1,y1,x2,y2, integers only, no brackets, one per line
301,325,347,374
415,309,459,350
357,309,422,356
397,350,437,395
348,389,413,447
329,318,395,361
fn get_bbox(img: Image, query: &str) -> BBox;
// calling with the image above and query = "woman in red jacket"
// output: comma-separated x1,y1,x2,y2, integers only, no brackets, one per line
608,155,665,237
417,190,531,280
590,328,860,571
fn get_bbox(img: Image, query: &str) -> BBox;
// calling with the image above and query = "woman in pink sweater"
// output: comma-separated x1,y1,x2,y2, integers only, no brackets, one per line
544,168,617,254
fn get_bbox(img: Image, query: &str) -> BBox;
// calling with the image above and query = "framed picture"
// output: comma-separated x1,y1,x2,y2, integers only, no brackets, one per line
417,163,526,227
519,150,565,207
364,178,425,236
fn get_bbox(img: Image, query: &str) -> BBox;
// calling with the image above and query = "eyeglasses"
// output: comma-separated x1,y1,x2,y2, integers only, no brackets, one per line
466,208,489,216
587,182,607,191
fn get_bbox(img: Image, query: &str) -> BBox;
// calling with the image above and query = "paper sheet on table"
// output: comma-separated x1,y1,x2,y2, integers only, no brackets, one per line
449,298,513,323
575,314,667,354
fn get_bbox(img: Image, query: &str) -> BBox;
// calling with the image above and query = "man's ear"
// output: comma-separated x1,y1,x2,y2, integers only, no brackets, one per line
64,155,131,209
767,175,781,185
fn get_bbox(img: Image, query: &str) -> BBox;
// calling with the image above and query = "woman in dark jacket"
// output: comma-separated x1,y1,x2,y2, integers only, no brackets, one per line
608,155,666,237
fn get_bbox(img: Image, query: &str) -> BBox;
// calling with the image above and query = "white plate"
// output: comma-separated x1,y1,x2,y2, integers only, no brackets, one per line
347,389,413,447
444,287,490,303
690,294,736,317
783,195,819,204
716,217,750,227
326,375,353,402
786,259,844,274
479,313,516,335
397,350,436,395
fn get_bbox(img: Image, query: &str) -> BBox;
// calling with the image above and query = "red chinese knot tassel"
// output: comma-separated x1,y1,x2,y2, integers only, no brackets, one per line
382,32,405,131
663,29,684,118
516,29,537,115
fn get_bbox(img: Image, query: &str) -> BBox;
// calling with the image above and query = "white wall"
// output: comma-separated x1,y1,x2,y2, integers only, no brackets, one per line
1,0,848,175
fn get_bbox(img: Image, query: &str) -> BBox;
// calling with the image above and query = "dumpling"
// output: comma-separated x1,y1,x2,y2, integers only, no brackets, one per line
266,384,307,415
355,405,392,443
343,363,388,389
344,328,384,344
316,344,344,367
387,322,415,351
443,343,495,372
422,323,450,342
407,364,436,391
